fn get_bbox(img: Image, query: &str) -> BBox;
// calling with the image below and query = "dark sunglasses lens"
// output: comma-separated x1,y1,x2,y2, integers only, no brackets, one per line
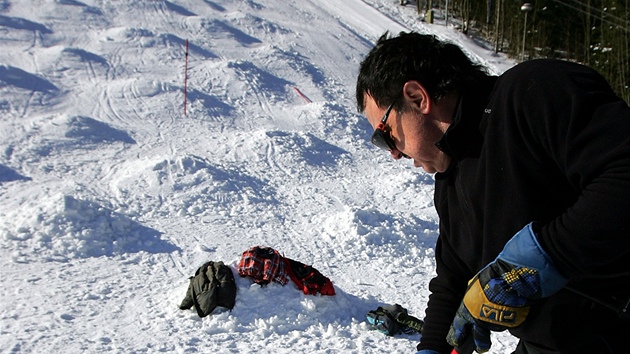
371,130,395,151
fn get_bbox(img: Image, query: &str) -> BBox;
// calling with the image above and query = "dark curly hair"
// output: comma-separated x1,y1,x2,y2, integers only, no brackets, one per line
356,31,489,112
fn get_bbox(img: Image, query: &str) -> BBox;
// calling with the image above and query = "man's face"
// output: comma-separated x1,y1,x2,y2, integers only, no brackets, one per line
363,94,451,173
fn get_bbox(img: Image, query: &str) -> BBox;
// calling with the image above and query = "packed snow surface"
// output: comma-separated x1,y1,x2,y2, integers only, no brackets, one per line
0,0,516,352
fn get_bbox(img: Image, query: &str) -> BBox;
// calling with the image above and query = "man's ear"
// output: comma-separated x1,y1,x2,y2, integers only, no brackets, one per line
402,80,431,114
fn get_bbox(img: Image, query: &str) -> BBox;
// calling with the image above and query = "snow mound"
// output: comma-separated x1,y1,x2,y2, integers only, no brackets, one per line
65,116,136,144
111,154,277,218
1,194,177,262
317,207,437,261
13,114,135,160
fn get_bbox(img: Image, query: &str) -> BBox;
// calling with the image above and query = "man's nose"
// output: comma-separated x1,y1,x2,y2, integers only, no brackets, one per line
390,149,404,160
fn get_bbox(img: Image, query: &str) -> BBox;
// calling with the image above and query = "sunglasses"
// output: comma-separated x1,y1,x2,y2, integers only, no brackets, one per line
370,103,410,158
371,103,396,151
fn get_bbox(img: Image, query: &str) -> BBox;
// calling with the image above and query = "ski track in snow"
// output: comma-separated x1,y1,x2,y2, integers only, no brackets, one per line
0,0,517,353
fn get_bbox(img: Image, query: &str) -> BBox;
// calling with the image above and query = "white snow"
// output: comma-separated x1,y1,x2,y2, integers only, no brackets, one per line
0,0,516,353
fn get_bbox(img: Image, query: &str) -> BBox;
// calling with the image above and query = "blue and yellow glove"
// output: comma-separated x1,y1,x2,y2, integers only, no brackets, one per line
447,223,569,353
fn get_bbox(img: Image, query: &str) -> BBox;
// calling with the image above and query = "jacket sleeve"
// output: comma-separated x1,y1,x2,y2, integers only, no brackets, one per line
508,61,630,281
179,277,195,310
418,226,471,353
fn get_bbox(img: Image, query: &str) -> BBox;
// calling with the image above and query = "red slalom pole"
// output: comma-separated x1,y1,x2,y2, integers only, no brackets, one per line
184,39,189,116
293,86,312,103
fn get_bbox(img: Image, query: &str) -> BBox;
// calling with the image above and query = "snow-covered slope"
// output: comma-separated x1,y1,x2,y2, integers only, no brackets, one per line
0,0,515,352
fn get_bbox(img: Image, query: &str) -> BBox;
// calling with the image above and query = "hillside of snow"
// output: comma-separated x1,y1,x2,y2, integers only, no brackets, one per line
0,0,516,352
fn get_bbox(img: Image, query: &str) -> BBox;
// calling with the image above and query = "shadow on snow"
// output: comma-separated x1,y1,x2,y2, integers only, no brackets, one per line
0,65,59,93
0,164,31,184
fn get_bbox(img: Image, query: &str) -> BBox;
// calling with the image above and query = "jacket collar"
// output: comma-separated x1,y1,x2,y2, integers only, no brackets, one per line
435,76,497,162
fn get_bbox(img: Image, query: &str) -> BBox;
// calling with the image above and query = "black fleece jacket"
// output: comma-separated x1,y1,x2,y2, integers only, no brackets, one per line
418,59,630,353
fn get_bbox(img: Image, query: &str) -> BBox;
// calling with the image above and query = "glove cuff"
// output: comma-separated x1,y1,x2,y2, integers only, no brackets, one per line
497,223,569,297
